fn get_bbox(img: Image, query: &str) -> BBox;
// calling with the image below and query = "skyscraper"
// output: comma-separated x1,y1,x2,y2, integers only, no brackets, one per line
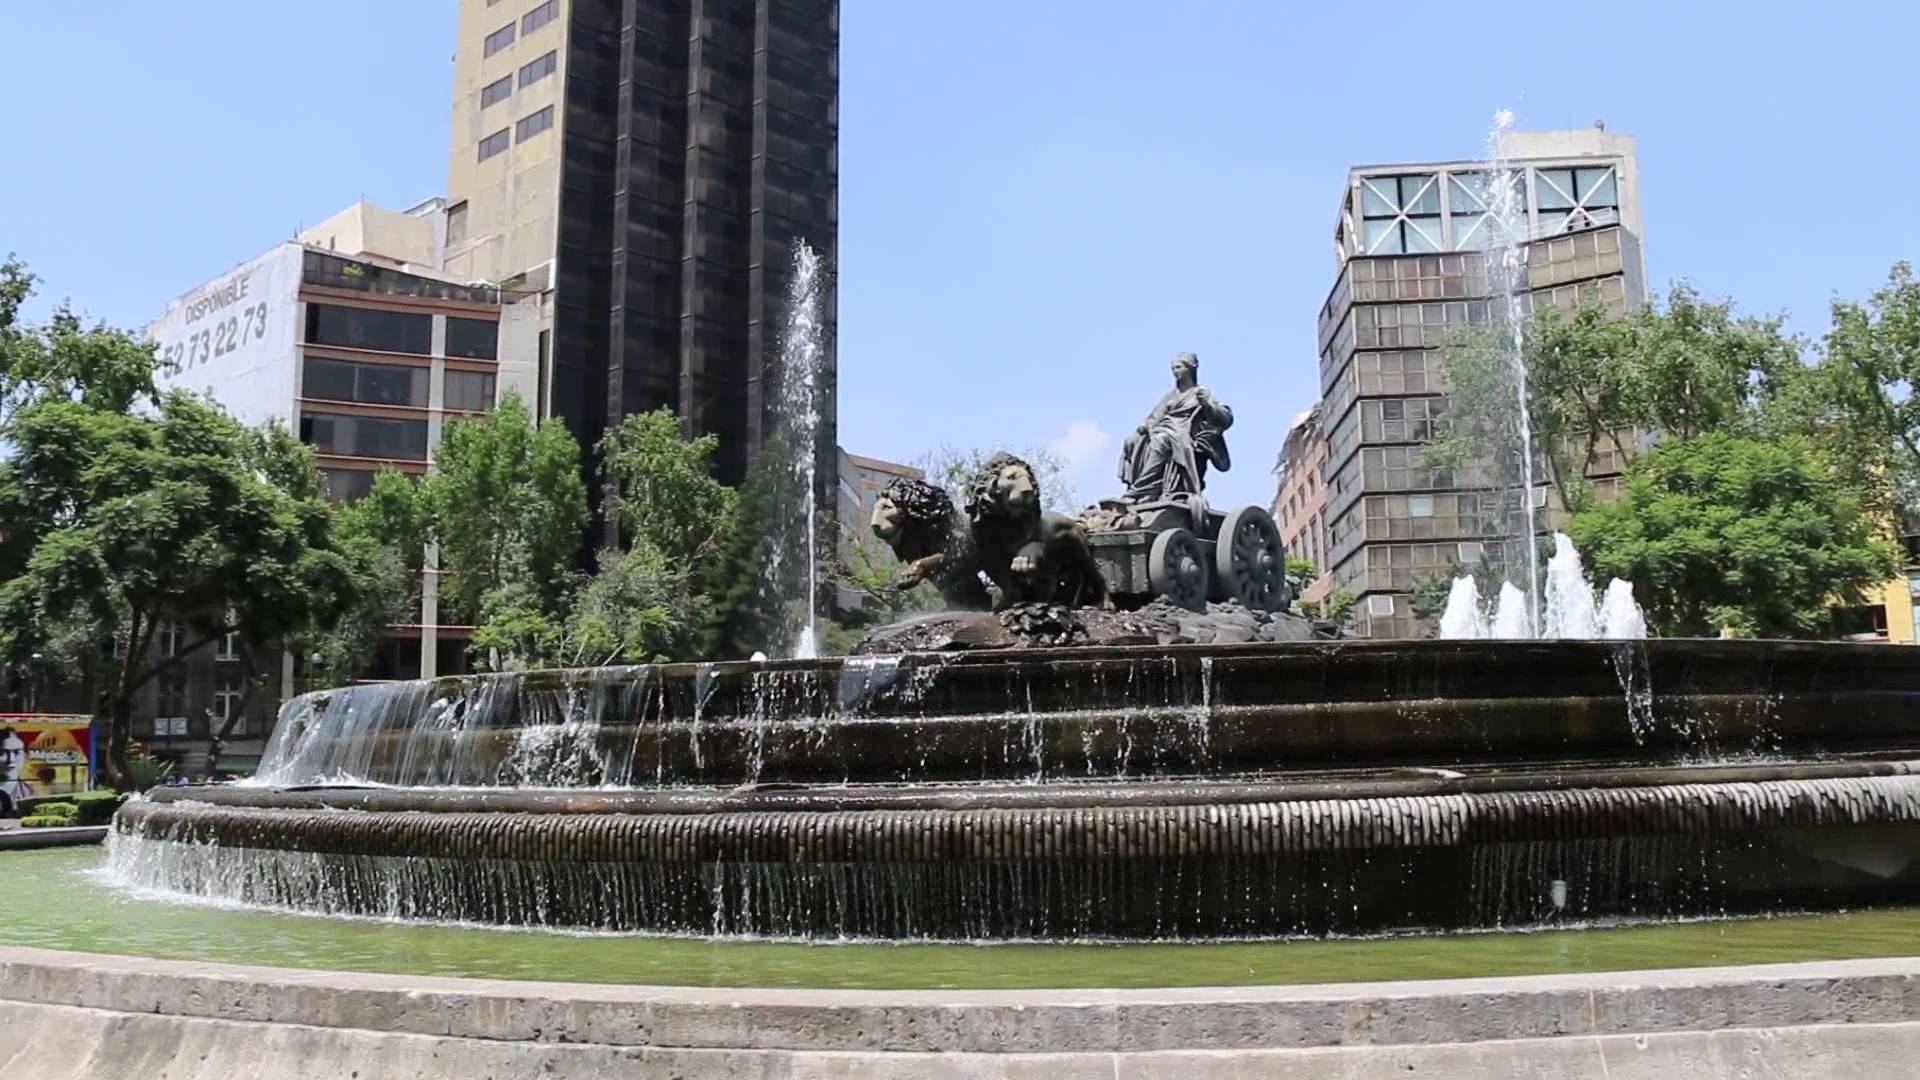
443,0,839,497
1311,127,1648,638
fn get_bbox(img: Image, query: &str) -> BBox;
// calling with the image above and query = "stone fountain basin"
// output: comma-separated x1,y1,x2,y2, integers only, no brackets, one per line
107,639,1920,939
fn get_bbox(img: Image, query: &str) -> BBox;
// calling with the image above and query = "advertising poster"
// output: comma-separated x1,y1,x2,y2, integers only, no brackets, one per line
0,715,95,807
144,243,303,429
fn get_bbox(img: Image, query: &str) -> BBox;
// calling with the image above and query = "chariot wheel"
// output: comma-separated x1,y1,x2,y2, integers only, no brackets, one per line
1149,528,1209,612
1215,505,1287,612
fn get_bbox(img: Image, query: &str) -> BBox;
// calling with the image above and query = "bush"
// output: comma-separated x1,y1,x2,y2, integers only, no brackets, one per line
30,801,78,823
19,815,70,829
127,751,174,792
69,790,126,825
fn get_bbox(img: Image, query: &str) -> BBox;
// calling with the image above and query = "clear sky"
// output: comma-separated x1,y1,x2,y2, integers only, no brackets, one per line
4,2,1916,511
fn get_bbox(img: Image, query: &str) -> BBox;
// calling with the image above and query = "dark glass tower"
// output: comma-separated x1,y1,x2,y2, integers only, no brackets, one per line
551,0,838,501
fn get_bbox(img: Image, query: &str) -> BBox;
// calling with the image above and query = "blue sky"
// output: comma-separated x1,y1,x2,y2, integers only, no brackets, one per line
4,2,1916,511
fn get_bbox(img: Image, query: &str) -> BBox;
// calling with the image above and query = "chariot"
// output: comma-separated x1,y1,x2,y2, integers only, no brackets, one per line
1085,495,1289,613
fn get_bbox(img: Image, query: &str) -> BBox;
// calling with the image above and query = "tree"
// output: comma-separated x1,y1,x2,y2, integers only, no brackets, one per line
1430,287,1805,516
699,442,792,660
1567,433,1897,638
918,443,1079,513
1298,590,1357,624
1815,262,1920,513
0,391,361,789
300,468,426,679
599,408,737,654
427,392,587,664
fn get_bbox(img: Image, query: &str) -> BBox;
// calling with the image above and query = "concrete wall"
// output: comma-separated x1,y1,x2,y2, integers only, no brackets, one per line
298,202,439,268
3,945,1919,1078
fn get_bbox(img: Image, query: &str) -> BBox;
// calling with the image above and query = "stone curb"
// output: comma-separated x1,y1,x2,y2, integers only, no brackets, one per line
0,945,1915,1054
0,826,106,850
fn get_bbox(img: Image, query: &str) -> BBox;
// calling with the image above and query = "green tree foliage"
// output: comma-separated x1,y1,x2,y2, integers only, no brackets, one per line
700,442,791,660
0,374,361,788
427,391,587,633
1568,433,1897,638
919,443,1078,512
1297,590,1357,624
303,468,426,679
1815,262,1920,513
1431,287,1805,515
600,408,736,652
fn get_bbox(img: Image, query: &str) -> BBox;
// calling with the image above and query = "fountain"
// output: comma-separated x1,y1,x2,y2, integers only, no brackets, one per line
103,354,1920,942
1438,532,1646,641
767,239,827,659
1486,108,1543,628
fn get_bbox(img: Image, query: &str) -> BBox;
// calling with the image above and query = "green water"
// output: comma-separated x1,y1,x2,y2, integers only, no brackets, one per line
5,848,1919,990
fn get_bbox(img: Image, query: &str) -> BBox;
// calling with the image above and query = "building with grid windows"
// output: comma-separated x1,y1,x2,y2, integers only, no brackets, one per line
442,0,839,517
1313,127,1649,639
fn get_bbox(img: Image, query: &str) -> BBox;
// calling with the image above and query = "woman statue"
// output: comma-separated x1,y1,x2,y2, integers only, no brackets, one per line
1118,352,1233,503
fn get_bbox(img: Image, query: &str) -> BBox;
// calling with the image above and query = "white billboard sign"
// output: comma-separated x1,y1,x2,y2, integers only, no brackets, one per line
146,243,303,429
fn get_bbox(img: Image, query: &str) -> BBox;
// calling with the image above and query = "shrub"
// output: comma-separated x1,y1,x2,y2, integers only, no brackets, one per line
19,815,70,829
69,790,126,825
31,801,78,822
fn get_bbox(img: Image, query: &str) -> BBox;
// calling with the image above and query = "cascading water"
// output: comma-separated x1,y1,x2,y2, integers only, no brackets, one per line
767,240,827,659
1439,532,1645,641
1485,108,1542,626
1438,577,1487,640
1542,533,1600,638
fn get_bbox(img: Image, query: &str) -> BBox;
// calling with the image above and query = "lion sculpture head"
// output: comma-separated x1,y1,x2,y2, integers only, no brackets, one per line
870,477,958,562
965,452,1040,527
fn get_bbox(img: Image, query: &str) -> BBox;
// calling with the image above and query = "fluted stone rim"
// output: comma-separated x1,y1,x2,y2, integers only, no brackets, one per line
119,774,1920,864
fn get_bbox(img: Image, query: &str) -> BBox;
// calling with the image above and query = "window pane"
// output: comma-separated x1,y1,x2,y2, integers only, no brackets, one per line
1363,218,1401,254
1449,173,1486,212
1578,168,1617,208
478,129,509,160
1537,210,1572,235
483,23,515,56
1452,212,1486,250
305,304,432,355
301,411,429,460
1400,175,1439,215
515,106,553,141
481,75,512,108
1360,179,1398,217
521,0,558,33
445,370,497,412
1402,219,1440,253
446,317,498,360
1535,168,1575,209
518,50,557,88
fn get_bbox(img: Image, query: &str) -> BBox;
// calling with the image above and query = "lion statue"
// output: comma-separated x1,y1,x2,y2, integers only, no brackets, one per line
869,477,992,610
964,452,1108,610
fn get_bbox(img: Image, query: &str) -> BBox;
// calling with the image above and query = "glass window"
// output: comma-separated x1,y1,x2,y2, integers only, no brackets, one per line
445,201,468,248
319,468,378,502
521,0,558,33
483,23,515,56
1363,218,1401,255
444,370,497,412
1399,175,1439,215
519,50,557,88
1535,168,1576,210
303,356,428,407
1360,178,1399,217
478,128,510,160
300,412,430,461
515,106,553,142
481,75,513,108
1578,168,1617,208
305,304,432,355
445,317,499,360
1408,495,1434,517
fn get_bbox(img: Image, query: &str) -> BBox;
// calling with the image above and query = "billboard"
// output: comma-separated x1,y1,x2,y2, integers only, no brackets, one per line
146,243,304,429
0,716,94,806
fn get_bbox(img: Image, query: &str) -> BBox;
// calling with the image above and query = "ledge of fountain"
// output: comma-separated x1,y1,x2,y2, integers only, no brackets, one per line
852,598,1330,654
4,944,1920,1078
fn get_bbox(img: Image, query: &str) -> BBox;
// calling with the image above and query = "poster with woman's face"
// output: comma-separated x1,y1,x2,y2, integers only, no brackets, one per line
0,718,92,802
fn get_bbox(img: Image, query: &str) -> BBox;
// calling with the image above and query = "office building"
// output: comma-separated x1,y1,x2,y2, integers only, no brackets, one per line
1272,403,1332,607
442,0,840,509
1314,127,1648,638
141,212,543,768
